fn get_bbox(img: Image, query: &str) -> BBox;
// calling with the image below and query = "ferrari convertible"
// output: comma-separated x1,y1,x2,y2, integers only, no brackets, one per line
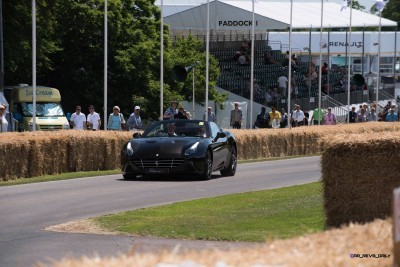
121,119,237,180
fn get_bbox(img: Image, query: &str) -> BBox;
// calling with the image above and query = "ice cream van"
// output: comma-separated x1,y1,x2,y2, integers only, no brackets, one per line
9,85,70,131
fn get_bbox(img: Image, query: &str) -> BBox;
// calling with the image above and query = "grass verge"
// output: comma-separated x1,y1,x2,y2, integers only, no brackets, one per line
95,182,324,242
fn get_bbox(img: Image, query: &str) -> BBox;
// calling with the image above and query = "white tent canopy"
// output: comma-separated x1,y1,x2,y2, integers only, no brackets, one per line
162,0,397,32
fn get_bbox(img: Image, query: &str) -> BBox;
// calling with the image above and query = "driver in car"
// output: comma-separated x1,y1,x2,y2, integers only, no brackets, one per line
167,123,177,137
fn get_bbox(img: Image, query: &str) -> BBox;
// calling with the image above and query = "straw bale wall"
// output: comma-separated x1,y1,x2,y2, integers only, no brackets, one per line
1,122,400,181
322,132,400,228
0,131,132,181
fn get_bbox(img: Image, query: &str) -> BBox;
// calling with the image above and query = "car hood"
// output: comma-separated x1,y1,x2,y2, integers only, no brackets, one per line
130,137,203,158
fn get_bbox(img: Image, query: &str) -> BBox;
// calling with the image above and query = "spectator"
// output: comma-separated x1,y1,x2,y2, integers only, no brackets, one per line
292,105,305,127
70,106,86,130
265,89,273,106
230,102,243,129
312,107,325,125
175,107,188,119
269,106,282,128
321,62,328,75
278,74,288,96
0,104,8,133
264,51,277,64
280,108,288,128
323,107,337,125
127,106,142,131
164,100,179,120
254,106,268,129
108,106,125,131
303,109,310,126
238,53,247,65
349,107,357,123
378,101,391,121
357,108,367,123
386,108,398,122
86,105,101,131
203,106,216,122
233,50,241,61
367,107,377,122
185,111,192,119
1,104,14,132
271,88,281,105
254,81,263,103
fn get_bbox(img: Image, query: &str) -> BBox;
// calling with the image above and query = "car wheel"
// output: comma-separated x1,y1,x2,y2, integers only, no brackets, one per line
220,146,237,177
123,173,137,180
201,150,213,180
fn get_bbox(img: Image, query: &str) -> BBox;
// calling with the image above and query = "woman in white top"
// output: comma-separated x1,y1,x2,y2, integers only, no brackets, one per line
0,105,9,133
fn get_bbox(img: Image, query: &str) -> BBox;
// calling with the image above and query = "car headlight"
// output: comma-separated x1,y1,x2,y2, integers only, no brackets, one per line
185,142,199,156
64,122,70,130
126,142,134,156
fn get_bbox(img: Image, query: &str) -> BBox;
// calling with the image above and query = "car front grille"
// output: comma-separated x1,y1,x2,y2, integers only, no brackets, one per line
38,125,64,131
132,158,184,170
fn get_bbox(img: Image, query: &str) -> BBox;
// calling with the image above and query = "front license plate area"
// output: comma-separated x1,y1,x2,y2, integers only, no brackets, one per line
146,168,169,174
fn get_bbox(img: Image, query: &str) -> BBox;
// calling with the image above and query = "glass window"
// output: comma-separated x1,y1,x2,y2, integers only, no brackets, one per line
21,103,65,117
209,122,220,139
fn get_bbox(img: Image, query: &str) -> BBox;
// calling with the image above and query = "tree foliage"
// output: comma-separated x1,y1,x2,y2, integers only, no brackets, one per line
3,0,225,120
381,0,400,27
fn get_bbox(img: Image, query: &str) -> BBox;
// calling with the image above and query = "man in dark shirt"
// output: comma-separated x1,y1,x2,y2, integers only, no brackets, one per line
349,107,357,123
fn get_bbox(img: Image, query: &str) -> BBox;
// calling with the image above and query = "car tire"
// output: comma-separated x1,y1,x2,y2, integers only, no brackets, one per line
201,150,213,180
123,173,137,180
220,146,237,177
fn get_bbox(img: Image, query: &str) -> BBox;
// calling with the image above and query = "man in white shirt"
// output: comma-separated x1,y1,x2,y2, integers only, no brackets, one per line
70,106,86,130
291,104,305,127
87,105,101,130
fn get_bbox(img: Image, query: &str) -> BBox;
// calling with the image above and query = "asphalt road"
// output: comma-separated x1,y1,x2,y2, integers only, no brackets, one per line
0,156,321,267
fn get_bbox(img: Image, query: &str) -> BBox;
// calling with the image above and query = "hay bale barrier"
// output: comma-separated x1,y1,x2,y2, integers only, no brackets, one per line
322,132,400,228
0,131,132,181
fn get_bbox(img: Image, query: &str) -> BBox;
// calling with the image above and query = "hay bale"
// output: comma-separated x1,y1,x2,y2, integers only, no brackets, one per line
322,132,400,228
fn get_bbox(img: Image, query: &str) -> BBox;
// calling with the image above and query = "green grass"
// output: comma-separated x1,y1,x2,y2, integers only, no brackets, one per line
95,182,324,242
0,169,121,187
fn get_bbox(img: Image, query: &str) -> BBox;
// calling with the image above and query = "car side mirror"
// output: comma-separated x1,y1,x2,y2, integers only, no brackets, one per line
214,131,227,141
132,132,141,139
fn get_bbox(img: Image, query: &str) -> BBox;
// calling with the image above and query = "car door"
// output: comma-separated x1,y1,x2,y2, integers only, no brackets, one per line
209,122,229,169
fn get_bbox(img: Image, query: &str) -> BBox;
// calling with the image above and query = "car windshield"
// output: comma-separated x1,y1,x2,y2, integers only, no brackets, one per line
21,103,65,117
144,120,209,138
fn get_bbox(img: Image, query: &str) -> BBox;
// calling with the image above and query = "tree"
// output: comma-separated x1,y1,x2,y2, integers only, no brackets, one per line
3,0,225,121
167,35,227,110
381,0,400,27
